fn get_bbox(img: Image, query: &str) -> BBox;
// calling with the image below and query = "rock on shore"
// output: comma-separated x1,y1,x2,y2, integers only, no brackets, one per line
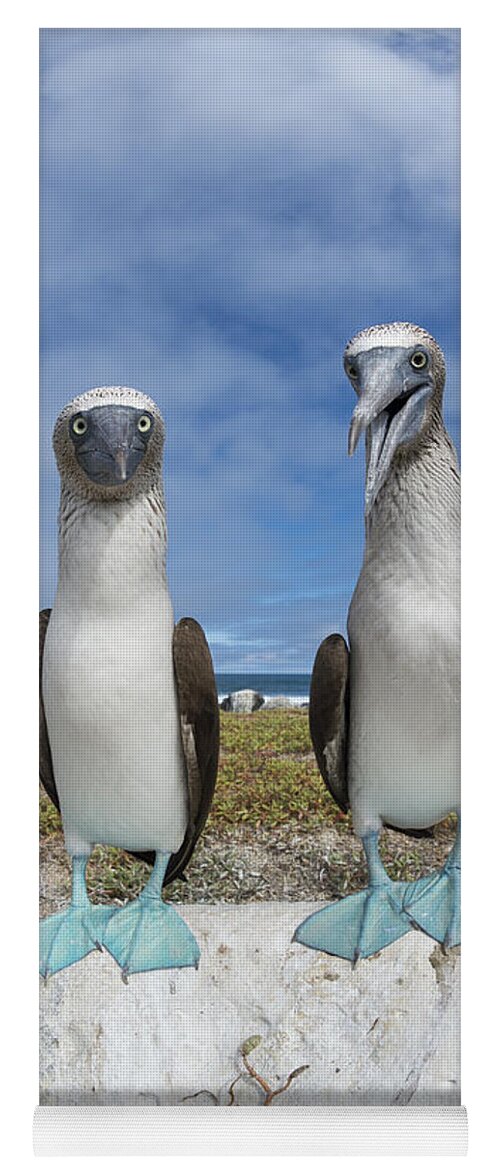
264,695,298,709
220,689,265,713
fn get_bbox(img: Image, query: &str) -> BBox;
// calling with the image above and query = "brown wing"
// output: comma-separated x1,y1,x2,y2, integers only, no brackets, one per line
163,617,220,885
309,633,349,814
39,609,59,810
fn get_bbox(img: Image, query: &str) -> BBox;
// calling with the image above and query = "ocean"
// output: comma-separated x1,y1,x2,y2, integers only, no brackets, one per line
216,673,310,707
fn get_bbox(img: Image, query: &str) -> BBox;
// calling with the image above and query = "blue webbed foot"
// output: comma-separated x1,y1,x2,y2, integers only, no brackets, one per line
403,873,460,948
293,831,416,962
103,897,200,977
39,903,115,978
39,855,115,978
102,850,200,977
403,870,460,948
403,826,460,949
293,880,412,962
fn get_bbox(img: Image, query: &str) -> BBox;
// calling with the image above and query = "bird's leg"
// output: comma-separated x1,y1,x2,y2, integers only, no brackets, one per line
363,831,392,887
102,851,201,977
140,851,171,900
293,830,412,961
72,854,91,907
403,817,461,948
39,854,116,979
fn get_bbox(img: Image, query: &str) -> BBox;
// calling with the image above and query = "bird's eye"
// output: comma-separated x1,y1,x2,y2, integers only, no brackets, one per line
346,362,357,379
72,417,87,435
409,351,428,370
137,415,152,433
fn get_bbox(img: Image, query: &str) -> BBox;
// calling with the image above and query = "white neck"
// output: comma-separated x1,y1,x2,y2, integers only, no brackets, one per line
366,420,460,549
56,479,169,616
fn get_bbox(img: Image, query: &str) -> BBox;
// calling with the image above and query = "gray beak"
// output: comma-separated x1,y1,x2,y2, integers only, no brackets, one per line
113,447,129,482
348,355,403,457
71,405,151,487
347,348,433,515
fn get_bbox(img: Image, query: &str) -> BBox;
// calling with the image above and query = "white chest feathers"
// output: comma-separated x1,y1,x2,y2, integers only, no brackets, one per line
43,492,188,856
347,437,460,835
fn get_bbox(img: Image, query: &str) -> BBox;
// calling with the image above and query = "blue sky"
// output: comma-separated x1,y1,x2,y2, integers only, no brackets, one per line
40,28,460,672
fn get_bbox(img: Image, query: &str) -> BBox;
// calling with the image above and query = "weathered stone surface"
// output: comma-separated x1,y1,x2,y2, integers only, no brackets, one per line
39,902,460,1107
220,689,264,713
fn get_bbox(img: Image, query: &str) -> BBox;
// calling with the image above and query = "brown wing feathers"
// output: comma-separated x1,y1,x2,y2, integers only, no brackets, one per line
309,633,350,814
39,609,59,810
167,617,220,883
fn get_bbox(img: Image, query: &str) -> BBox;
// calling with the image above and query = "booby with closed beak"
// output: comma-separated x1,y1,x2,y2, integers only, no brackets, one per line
294,323,460,960
40,387,219,978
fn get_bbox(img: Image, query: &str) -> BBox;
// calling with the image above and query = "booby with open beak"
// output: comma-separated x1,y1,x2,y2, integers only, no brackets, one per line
40,387,219,978
294,323,460,961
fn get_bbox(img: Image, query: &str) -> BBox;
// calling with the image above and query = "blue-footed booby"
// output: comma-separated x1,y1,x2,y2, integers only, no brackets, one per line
294,323,460,961
40,387,219,978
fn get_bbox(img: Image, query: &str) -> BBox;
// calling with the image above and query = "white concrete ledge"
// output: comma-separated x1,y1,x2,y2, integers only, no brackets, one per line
33,1105,468,1156
39,902,460,1111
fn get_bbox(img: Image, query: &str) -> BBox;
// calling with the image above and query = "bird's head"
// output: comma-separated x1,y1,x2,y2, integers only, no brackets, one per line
52,387,166,501
343,322,446,515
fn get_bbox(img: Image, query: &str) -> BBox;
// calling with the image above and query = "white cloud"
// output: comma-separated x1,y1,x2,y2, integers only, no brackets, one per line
40,29,460,670
41,29,459,303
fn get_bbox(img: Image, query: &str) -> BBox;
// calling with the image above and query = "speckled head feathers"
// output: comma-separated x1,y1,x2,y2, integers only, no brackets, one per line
56,385,161,417
344,322,446,393
52,386,166,501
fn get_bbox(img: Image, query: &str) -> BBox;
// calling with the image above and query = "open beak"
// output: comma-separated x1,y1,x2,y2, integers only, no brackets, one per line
347,351,433,515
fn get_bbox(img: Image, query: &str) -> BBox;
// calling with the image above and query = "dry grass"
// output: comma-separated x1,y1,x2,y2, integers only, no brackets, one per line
40,709,456,916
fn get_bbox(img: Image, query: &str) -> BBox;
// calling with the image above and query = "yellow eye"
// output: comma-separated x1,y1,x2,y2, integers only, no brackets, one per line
72,416,87,435
137,415,152,433
410,350,428,370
